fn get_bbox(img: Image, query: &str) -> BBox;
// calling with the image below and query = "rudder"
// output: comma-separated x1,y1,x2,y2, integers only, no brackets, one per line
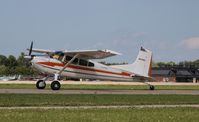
111,47,152,77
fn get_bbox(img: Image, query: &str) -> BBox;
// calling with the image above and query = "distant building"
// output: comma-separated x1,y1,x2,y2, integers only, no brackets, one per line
152,66,199,82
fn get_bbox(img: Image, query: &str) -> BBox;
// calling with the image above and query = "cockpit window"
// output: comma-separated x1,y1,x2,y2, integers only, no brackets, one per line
53,54,94,67
72,58,78,64
65,56,72,61
52,52,64,61
79,59,88,66
64,56,79,64
88,62,94,67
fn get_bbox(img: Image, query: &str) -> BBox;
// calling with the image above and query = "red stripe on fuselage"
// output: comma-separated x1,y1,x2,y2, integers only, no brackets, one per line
37,62,131,77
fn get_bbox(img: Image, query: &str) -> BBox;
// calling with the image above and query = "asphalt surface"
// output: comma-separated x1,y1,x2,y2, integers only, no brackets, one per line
0,105,199,109
0,89,199,95
1,80,199,85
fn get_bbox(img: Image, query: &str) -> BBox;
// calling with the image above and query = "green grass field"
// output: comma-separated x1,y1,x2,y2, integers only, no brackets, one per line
0,84,199,122
0,94,199,107
0,84,199,90
0,108,198,122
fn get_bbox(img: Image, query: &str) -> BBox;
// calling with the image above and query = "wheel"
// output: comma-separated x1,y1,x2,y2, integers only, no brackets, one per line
51,80,61,90
36,80,46,89
149,85,155,90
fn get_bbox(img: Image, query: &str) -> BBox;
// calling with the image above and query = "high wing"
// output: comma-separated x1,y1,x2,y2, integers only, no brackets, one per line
64,49,121,59
29,49,54,54
28,48,121,59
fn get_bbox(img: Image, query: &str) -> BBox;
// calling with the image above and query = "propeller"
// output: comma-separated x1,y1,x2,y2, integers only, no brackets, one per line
25,41,49,60
24,41,35,61
29,41,33,56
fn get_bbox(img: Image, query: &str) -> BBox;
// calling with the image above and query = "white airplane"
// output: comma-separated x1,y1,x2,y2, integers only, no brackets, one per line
25,42,154,90
0,75,18,81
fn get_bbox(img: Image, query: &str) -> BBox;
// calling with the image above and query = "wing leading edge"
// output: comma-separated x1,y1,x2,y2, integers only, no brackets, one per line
27,48,121,59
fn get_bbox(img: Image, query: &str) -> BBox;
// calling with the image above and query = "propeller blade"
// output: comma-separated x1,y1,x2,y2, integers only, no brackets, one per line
29,41,33,56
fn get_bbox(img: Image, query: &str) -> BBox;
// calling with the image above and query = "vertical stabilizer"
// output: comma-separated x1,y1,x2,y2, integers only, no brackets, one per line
131,47,152,77
111,47,152,77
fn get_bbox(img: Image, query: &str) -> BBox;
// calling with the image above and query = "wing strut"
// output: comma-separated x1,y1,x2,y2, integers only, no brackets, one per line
54,54,79,80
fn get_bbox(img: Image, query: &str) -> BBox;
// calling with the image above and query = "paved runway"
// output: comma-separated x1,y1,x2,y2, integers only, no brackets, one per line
1,80,199,85
0,105,199,109
0,89,199,95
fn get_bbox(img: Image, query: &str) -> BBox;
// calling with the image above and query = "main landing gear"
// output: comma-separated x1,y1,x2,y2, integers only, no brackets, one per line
36,74,61,90
51,80,61,90
36,80,46,89
36,79,61,90
35,54,79,90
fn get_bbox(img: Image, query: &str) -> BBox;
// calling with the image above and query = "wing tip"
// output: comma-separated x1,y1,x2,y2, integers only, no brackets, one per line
103,49,122,55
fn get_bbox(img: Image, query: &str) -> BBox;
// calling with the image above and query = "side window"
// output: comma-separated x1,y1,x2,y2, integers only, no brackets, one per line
65,56,72,61
72,58,78,64
52,52,64,61
88,62,94,67
79,59,88,66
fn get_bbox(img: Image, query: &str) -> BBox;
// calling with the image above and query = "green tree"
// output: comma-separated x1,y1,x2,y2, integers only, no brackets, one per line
17,52,25,66
0,65,9,75
193,59,199,67
167,61,176,66
7,55,17,67
17,52,31,67
0,55,7,66
179,61,193,67
156,62,166,67
15,66,35,75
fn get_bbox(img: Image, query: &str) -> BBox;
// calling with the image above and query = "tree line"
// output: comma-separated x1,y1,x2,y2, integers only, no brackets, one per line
0,53,36,76
153,60,199,68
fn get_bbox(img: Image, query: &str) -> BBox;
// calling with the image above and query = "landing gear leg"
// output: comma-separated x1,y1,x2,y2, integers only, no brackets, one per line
50,54,79,90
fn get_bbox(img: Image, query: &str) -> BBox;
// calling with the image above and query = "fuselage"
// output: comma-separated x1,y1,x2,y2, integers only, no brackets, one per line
31,56,135,81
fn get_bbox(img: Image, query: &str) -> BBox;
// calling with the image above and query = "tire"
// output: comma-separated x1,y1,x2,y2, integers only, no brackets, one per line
36,80,46,89
149,85,155,90
51,80,61,90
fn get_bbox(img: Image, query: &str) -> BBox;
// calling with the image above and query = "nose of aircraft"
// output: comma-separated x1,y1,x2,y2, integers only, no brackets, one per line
24,55,33,60
30,57,45,70
30,57,49,66
30,57,36,64
30,57,38,69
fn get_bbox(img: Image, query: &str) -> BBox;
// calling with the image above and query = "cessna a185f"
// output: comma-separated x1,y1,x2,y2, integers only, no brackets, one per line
25,42,154,90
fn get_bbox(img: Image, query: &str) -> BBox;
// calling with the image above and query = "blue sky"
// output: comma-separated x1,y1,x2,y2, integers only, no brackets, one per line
0,0,199,63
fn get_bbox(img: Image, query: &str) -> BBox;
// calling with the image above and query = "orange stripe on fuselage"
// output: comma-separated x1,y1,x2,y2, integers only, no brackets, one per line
37,62,131,77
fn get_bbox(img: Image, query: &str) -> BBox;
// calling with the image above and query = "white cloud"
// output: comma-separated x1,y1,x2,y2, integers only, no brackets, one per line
183,37,199,49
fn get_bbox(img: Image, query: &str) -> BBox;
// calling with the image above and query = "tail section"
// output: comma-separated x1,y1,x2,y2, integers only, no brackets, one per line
131,47,152,77
112,47,152,77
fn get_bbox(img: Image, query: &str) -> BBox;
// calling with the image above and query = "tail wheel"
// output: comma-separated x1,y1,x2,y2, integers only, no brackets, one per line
149,85,155,90
51,80,61,90
36,80,46,89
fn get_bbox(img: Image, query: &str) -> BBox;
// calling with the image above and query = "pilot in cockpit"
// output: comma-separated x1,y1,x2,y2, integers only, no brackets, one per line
52,52,65,62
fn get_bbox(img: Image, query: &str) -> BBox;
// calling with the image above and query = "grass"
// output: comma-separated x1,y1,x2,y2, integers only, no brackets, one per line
0,94,199,107
0,84,199,90
0,84,35,89
0,93,198,122
0,84,198,122
0,108,199,122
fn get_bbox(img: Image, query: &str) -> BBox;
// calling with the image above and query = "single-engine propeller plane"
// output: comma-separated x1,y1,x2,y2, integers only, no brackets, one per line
25,42,154,90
